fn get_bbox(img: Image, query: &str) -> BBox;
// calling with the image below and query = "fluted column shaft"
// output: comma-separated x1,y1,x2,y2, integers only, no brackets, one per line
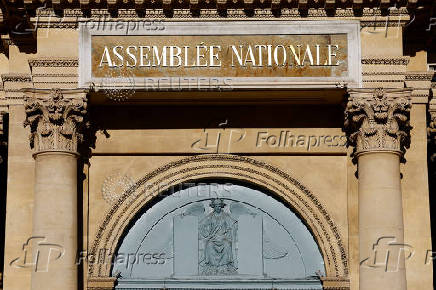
345,88,412,290
24,89,88,290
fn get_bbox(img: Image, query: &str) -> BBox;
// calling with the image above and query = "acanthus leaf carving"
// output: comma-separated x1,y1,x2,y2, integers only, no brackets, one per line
23,88,88,154
344,88,412,162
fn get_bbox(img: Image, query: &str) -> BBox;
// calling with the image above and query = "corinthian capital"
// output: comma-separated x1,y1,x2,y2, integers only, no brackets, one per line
23,88,88,155
344,88,412,161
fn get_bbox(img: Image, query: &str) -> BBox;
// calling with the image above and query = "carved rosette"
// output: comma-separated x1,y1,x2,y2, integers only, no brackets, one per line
24,89,88,155
344,88,412,162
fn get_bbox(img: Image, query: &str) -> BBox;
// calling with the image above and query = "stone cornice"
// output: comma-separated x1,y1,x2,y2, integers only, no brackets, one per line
1,74,34,97
344,88,412,162
405,71,435,81
1,73,32,84
87,277,117,290
2,0,421,10
361,56,410,66
16,7,411,28
320,276,350,290
405,71,434,103
0,5,418,31
23,88,89,155
37,7,411,17
28,58,79,70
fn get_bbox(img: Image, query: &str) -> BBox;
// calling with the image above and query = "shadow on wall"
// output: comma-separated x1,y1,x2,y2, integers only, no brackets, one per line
90,104,345,130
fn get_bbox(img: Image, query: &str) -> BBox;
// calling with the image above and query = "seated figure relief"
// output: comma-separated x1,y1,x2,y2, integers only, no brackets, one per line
113,184,325,289
199,199,238,275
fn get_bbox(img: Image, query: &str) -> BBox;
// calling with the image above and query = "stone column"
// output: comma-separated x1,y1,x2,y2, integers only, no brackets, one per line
24,89,88,290
344,88,412,290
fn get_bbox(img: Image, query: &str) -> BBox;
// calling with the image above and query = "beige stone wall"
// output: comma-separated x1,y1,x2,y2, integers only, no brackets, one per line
0,12,434,290
3,106,35,290
403,37,433,290
361,26,404,57
86,153,350,282
347,149,359,290
1,28,80,290
402,104,433,290
88,154,349,243
87,152,350,280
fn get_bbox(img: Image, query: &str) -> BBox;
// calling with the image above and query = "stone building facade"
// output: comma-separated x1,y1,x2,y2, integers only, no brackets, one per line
0,0,435,290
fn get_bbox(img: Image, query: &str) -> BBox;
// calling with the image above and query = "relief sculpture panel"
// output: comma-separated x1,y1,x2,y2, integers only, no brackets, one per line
112,183,325,289
199,199,238,276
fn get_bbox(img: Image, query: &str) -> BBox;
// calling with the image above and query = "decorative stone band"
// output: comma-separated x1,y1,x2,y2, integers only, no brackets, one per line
23,88,88,156
87,277,117,290
0,0,421,10
344,88,412,162
87,276,349,290
320,276,350,290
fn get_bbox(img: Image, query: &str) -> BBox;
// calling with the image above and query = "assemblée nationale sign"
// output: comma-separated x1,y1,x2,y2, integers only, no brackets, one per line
79,21,361,89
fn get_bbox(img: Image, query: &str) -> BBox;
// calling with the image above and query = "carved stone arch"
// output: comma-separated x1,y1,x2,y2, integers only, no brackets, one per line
88,154,349,288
